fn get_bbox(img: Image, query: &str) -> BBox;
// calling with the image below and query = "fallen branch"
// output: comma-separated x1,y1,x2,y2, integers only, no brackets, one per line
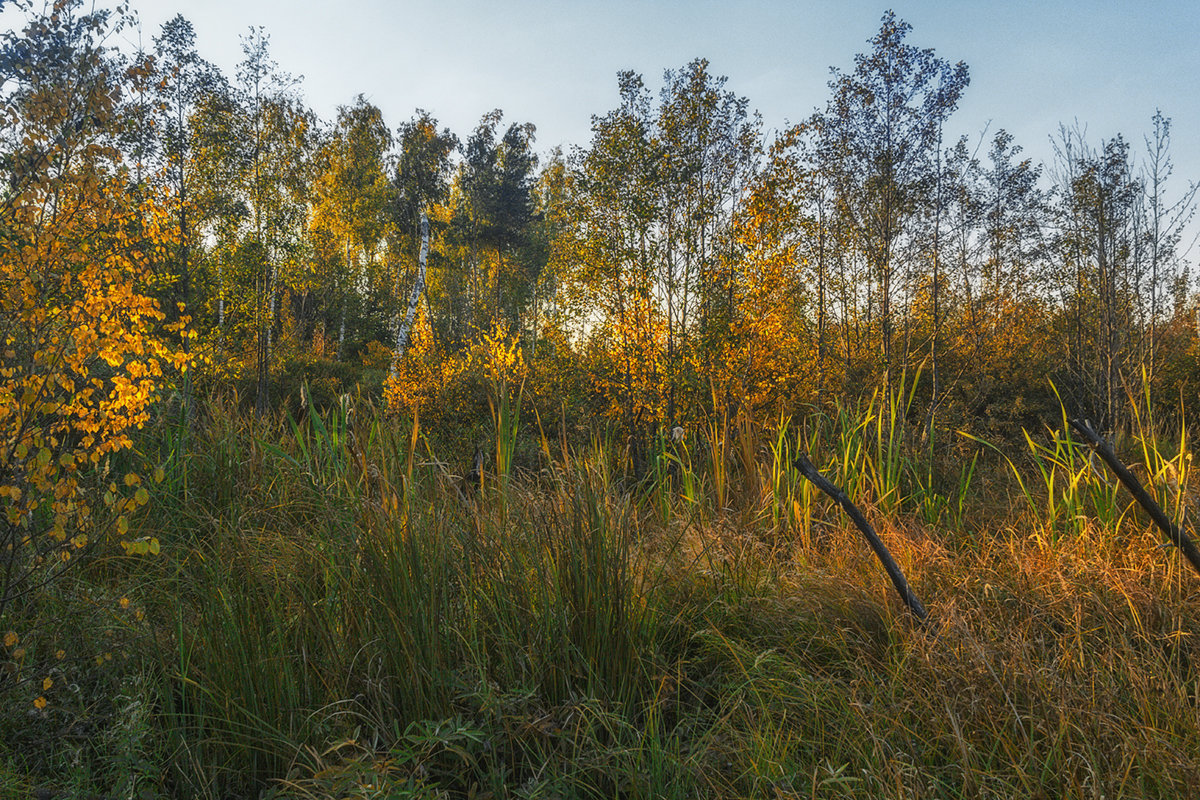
793,453,930,624
1069,418,1200,579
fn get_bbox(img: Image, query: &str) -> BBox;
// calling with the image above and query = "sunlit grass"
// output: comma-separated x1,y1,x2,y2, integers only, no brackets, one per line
3,389,1200,798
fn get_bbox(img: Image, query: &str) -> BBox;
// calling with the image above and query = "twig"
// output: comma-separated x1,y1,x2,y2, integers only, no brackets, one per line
1069,418,1200,579
793,452,930,624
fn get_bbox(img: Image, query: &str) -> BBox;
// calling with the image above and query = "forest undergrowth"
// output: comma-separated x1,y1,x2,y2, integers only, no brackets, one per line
3,386,1200,800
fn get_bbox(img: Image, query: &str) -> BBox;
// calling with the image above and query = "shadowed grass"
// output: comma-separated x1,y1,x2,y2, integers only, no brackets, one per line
4,389,1200,798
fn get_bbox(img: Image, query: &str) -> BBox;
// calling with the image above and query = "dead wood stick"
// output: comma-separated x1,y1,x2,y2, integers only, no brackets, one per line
1069,418,1200,579
794,453,930,623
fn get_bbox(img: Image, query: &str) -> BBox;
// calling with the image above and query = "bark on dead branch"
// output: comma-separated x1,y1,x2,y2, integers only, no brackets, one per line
1069,418,1200,579
793,452,930,624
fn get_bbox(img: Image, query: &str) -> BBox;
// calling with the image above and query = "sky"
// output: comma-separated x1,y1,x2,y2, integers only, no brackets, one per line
8,0,1200,250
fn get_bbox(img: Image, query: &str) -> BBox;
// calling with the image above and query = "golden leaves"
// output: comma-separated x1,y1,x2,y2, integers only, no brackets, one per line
1,137,187,573
475,321,527,389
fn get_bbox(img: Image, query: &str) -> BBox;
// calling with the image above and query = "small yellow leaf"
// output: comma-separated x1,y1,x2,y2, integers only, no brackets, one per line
34,696,47,710
117,517,129,536
2,631,16,648
42,677,52,691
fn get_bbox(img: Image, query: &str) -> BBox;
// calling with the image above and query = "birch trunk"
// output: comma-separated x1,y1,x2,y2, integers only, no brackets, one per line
391,211,431,376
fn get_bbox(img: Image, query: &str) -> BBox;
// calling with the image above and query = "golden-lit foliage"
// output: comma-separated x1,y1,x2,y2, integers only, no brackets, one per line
589,285,667,429
1,1,188,591
384,318,527,421
383,307,454,414
473,320,526,391
719,153,816,415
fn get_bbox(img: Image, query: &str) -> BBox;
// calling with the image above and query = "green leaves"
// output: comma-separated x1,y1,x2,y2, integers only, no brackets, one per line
119,536,161,556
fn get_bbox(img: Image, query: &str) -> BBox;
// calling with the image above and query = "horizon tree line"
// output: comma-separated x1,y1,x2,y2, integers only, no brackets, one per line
3,1,1197,447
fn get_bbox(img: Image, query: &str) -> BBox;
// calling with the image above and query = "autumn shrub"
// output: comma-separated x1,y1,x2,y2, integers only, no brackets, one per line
384,319,554,470
0,6,189,745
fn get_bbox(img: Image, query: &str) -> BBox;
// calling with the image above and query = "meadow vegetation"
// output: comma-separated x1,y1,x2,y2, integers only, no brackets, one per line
3,1,1200,797
4,381,1200,799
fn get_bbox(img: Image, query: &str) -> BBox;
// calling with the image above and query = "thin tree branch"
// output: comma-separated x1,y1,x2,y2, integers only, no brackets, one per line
793,452,930,624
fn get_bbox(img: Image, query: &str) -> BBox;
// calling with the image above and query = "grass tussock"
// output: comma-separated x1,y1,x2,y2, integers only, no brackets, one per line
3,391,1200,799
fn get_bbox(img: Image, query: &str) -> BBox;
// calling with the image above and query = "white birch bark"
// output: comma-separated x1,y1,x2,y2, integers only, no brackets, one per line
391,210,430,376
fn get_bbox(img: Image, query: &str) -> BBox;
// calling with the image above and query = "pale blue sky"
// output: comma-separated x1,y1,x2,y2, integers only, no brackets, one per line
109,2,1196,138
15,0,1200,250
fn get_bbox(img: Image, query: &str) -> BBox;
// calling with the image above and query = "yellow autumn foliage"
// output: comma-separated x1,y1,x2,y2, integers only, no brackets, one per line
1,0,189,607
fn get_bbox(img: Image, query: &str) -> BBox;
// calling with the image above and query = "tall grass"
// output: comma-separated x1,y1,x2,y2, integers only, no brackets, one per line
1130,379,1195,537
962,387,1134,543
767,415,813,547
140,392,669,797
6,386,1200,798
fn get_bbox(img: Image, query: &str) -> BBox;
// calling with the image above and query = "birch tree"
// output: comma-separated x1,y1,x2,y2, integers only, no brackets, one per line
816,11,969,387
